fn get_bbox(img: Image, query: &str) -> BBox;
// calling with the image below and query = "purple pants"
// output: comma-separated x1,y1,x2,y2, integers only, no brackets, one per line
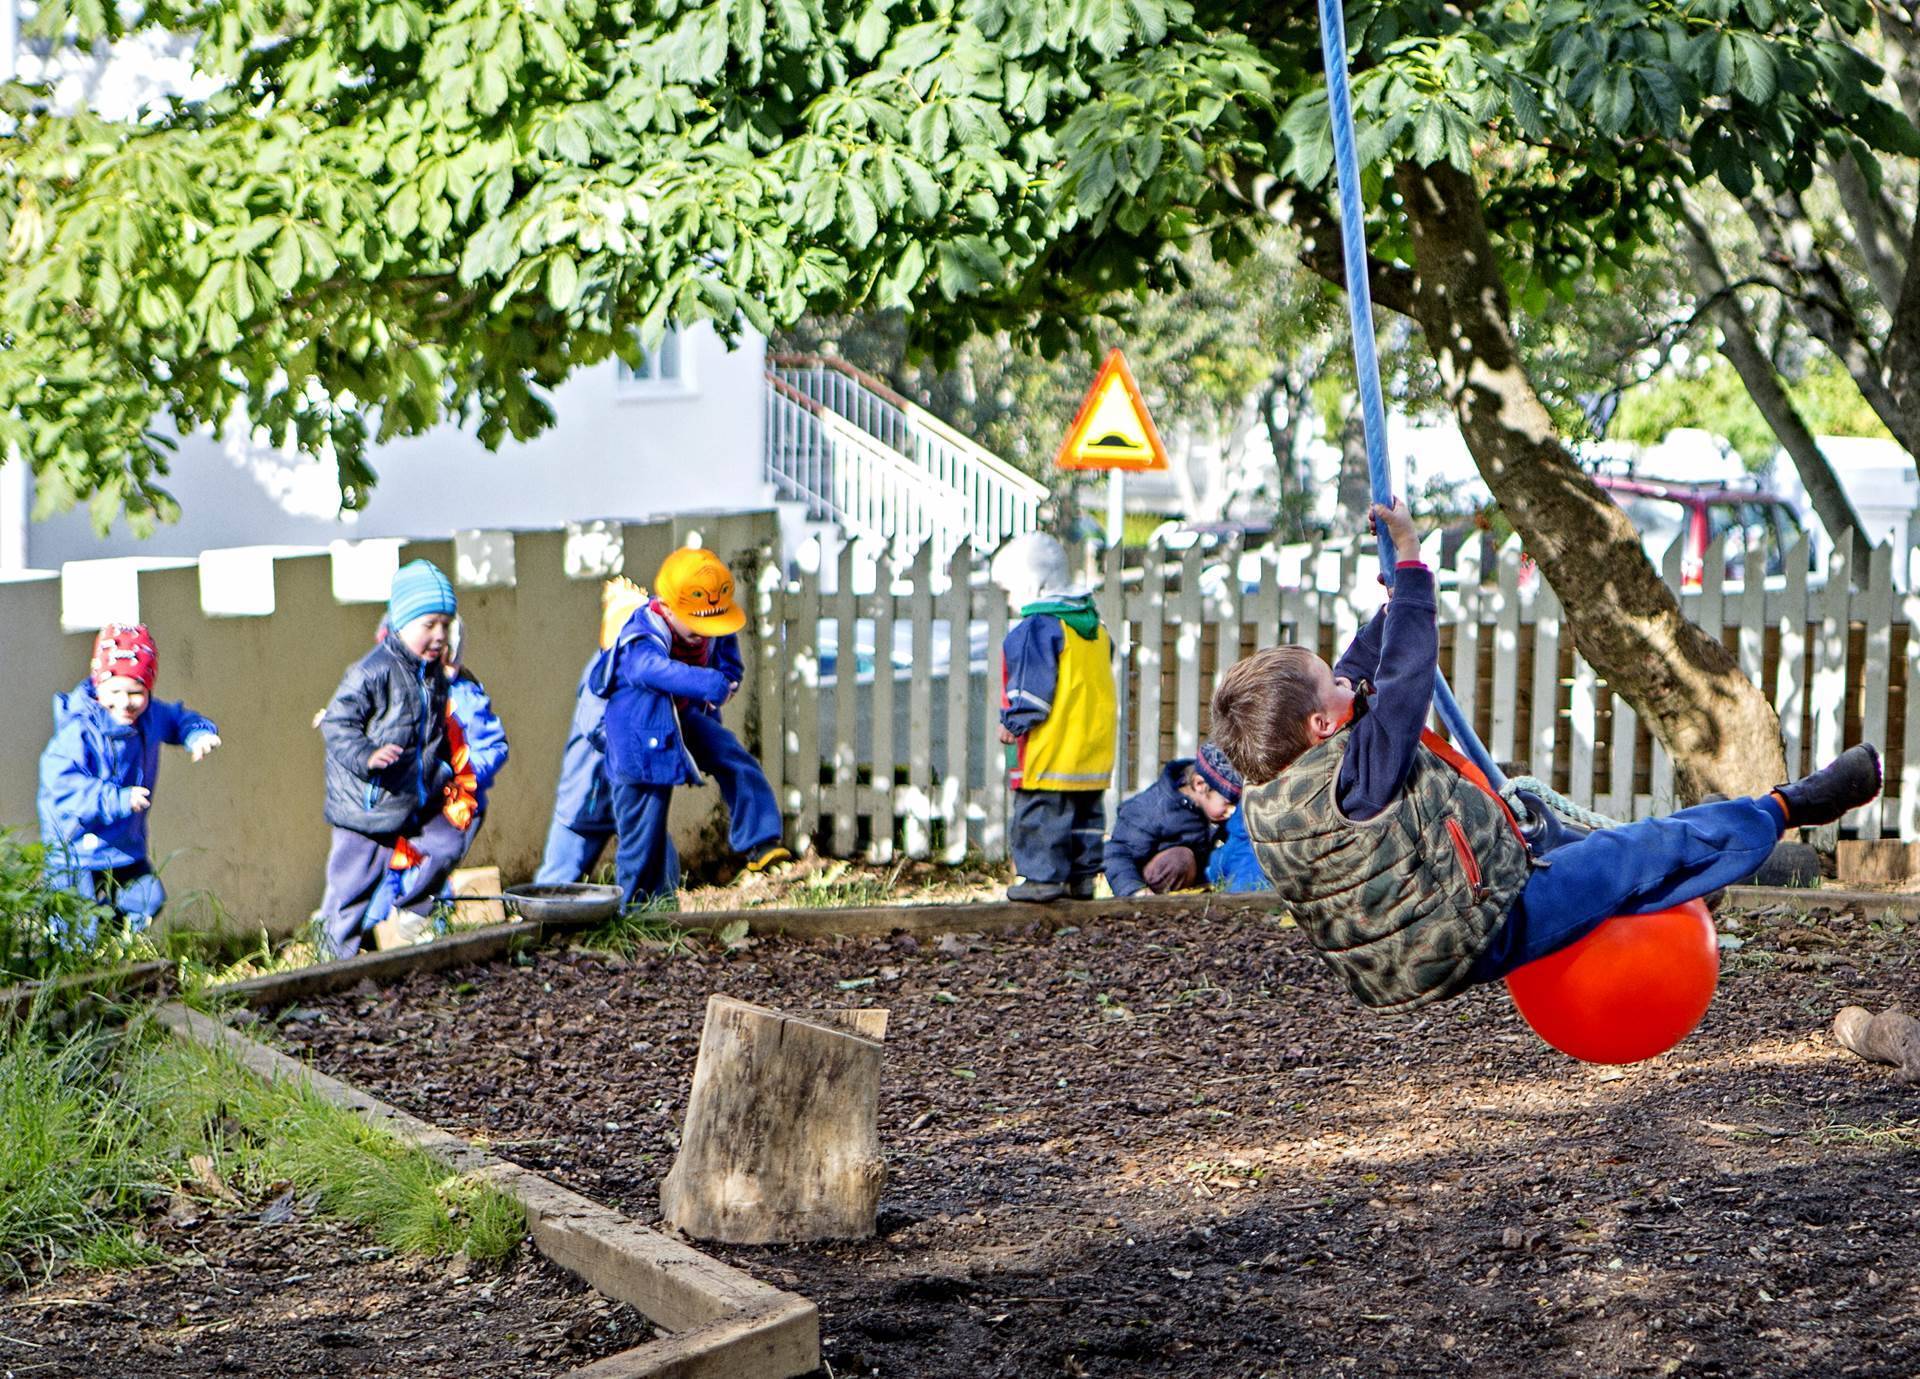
318,816,466,959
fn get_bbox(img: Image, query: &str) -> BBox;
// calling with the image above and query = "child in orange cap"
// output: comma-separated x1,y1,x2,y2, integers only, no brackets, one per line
591,549,790,904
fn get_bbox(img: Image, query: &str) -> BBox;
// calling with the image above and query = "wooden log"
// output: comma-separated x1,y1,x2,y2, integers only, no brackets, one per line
660,996,887,1244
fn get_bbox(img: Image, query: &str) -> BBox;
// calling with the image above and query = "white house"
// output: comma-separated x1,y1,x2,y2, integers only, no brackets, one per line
4,325,775,569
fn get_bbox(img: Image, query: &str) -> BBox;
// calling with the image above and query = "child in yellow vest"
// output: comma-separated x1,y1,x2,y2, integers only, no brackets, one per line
992,533,1117,902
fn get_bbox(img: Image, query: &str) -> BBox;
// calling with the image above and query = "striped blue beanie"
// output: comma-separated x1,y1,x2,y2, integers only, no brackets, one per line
388,559,456,632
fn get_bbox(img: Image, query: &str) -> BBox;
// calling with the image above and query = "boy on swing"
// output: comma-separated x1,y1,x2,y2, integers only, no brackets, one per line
1210,498,1882,1012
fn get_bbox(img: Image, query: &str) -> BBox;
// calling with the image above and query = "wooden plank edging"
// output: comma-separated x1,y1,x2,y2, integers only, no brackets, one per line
153,1002,819,1379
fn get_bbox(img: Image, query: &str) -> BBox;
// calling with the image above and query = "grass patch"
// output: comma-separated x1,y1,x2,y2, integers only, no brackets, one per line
0,1012,525,1282
1807,1116,1920,1150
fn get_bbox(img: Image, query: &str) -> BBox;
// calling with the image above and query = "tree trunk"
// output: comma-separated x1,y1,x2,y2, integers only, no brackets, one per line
1396,159,1786,799
1883,176,1920,477
659,995,887,1244
1827,151,1907,307
1674,194,1873,571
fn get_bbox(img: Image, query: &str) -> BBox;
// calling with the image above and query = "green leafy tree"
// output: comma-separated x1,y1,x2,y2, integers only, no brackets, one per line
4,0,1913,792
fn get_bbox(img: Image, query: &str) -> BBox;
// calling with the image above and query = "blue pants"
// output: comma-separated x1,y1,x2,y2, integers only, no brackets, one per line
611,781,679,905
1471,796,1783,981
681,710,783,856
1011,789,1107,884
49,862,166,942
364,813,484,926
535,816,614,885
319,818,465,960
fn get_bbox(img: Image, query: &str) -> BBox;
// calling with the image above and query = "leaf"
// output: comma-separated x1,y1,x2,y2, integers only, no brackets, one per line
544,252,579,310
841,179,879,248
267,226,303,291
1412,102,1446,165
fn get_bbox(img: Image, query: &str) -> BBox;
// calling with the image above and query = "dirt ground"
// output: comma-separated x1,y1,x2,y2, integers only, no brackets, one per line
271,898,1918,1379
3,1208,650,1377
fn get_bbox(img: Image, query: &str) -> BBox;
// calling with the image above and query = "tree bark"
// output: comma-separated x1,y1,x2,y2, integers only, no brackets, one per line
1827,151,1907,307
1674,194,1873,571
1396,159,1786,798
659,995,887,1244
1745,194,1915,453
1883,172,1920,475
1335,405,1372,537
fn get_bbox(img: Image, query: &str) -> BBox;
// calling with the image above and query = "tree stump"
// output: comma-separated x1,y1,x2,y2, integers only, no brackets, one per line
659,995,887,1243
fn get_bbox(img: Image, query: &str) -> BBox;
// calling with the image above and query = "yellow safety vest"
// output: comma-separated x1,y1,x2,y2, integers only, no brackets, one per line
1015,620,1117,791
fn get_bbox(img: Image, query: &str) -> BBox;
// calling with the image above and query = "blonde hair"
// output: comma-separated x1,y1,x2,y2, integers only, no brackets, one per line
1209,646,1327,786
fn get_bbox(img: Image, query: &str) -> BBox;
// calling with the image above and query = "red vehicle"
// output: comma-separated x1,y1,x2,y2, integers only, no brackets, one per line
1593,475,1814,591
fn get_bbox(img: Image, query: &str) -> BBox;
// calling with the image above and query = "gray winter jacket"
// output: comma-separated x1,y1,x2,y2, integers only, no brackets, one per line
321,638,452,835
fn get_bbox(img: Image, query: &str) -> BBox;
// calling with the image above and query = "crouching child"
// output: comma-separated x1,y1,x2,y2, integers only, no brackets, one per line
1104,743,1241,897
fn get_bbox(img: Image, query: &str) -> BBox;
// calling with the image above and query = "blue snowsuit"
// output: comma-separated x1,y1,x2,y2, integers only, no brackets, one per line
535,656,617,885
593,605,782,905
364,670,510,926
1204,809,1270,893
36,680,218,933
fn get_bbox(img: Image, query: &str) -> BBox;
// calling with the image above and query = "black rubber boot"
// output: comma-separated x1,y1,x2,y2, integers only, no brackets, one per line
1007,879,1068,903
1776,744,1882,828
1067,877,1098,901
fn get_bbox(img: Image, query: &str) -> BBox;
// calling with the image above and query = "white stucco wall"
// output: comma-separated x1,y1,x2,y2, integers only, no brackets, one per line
24,325,770,568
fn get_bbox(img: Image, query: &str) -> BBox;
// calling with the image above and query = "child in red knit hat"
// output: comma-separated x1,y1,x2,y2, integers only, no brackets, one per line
36,624,221,936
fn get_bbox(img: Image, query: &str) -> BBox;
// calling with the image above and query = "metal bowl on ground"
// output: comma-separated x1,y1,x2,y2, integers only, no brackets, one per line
504,882,623,928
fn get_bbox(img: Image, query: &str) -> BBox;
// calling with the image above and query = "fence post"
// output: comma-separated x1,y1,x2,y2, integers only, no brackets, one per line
1810,534,1854,851
1528,574,1561,788
1860,542,1894,840
942,542,974,864
904,541,936,859
1491,537,1523,767
791,542,823,857
755,542,788,837
1096,541,1129,822
831,541,860,857
1135,544,1166,790
982,569,1009,862
1173,546,1204,761
868,551,898,863
1776,530,1811,780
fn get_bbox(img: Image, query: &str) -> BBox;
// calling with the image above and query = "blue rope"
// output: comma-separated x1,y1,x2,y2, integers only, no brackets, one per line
1316,0,1507,791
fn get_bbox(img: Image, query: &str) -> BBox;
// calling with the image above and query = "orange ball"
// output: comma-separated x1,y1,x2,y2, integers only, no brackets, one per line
1504,900,1719,1065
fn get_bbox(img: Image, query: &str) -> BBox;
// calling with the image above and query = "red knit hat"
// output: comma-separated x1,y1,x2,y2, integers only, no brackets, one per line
90,623,158,690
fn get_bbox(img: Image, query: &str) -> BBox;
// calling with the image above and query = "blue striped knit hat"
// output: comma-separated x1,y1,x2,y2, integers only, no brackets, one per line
388,559,456,632
1196,741,1243,804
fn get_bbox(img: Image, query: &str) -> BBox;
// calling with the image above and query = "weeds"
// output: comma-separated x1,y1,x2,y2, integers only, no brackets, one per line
0,1013,526,1282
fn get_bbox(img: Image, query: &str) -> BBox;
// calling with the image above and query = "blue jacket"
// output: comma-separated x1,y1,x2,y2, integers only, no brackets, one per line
591,605,737,787
1103,758,1224,897
999,595,1102,737
36,680,218,871
552,654,614,832
448,673,509,813
1204,808,1271,893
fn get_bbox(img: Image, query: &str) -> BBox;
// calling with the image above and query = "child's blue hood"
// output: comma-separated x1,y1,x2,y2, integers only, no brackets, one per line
52,680,130,738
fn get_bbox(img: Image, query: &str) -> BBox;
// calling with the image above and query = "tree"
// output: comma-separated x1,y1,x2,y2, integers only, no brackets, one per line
4,0,1912,793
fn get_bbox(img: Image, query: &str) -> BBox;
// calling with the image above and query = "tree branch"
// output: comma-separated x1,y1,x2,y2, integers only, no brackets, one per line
1222,168,1418,316
1675,191,1873,570
1828,148,1908,305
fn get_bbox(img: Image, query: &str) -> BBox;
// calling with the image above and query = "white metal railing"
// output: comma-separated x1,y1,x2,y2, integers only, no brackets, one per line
765,379,973,560
766,354,1047,554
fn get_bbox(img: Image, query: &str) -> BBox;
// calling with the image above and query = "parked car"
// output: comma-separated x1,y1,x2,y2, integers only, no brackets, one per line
1595,475,1815,591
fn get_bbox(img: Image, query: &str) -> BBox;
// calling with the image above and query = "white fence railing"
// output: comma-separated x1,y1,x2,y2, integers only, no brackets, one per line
765,354,1047,558
750,527,1917,862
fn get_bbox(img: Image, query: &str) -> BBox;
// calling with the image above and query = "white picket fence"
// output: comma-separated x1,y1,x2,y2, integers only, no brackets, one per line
750,527,1916,862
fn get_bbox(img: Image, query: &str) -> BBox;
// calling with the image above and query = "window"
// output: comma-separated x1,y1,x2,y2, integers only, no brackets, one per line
615,328,692,396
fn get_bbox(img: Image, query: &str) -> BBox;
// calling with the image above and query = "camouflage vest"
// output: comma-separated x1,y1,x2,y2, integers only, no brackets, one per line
1241,725,1533,1011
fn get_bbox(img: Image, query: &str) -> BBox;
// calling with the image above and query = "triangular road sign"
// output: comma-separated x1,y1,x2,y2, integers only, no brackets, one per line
1055,348,1169,472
